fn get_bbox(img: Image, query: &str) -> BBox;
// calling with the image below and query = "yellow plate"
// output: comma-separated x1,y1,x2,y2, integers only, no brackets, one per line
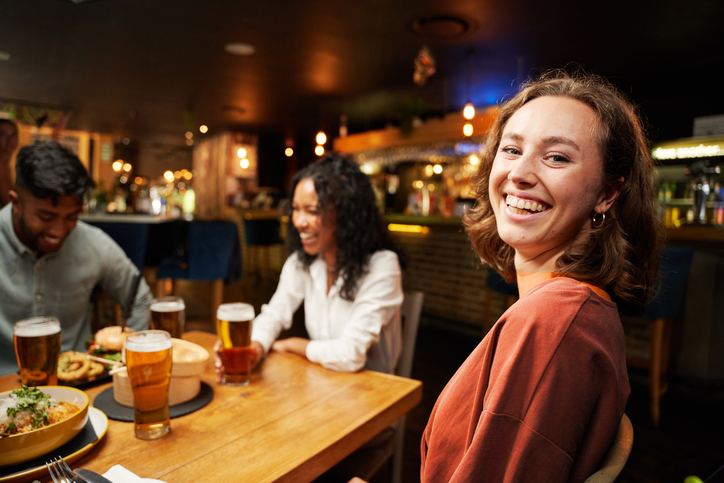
0,386,89,467
0,407,108,482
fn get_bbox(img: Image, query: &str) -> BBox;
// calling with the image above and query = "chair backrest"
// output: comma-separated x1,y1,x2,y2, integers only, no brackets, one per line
87,221,149,271
486,268,519,297
397,291,423,378
243,218,283,246
645,246,694,320
584,413,634,483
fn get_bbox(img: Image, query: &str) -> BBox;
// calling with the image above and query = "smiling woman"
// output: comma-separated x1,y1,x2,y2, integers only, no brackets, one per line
420,70,665,482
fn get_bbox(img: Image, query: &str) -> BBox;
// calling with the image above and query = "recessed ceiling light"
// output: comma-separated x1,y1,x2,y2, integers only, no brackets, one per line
0,51,10,61
224,42,256,56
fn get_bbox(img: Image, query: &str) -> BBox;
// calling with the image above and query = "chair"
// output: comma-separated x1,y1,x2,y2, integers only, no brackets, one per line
157,221,242,317
584,413,634,483
242,218,284,280
85,220,150,272
484,268,518,334
322,291,424,483
642,246,694,427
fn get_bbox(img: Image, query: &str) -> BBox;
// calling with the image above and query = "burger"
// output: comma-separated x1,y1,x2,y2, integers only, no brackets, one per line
87,326,135,361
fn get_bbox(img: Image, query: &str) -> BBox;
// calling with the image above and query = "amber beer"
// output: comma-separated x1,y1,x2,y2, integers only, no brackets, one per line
216,303,255,386
14,317,62,386
126,330,173,440
150,296,185,339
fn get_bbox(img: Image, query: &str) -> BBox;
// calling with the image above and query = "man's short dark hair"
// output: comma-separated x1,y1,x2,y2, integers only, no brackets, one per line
15,141,95,204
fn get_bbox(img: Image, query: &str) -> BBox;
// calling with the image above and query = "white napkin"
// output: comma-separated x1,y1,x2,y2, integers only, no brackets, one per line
103,465,166,483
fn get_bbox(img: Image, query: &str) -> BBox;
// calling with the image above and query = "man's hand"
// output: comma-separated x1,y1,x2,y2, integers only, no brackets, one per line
271,337,310,359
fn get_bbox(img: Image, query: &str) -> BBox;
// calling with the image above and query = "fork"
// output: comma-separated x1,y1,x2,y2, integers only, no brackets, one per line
46,456,90,483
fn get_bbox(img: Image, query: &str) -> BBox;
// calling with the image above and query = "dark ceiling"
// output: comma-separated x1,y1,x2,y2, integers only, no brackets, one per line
1,0,724,154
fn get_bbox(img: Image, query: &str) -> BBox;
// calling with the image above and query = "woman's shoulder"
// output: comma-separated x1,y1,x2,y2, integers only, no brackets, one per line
367,249,401,271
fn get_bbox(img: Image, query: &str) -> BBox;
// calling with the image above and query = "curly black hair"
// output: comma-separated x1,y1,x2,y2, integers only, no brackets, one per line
286,153,401,301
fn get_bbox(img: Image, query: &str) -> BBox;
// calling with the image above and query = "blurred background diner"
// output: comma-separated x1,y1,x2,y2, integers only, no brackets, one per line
1,1,723,482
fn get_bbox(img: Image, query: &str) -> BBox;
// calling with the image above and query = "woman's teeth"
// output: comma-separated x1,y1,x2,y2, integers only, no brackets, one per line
299,233,316,240
506,195,548,214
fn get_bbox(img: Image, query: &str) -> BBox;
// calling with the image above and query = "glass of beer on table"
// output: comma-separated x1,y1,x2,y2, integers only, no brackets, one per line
216,303,255,386
125,330,173,439
150,296,185,339
14,316,62,386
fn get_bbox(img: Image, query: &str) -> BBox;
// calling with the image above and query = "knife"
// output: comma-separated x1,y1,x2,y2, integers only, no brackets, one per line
120,271,143,332
74,468,114,483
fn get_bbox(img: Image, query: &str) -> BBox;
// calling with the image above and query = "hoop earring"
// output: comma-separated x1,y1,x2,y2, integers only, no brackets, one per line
592,212,606,228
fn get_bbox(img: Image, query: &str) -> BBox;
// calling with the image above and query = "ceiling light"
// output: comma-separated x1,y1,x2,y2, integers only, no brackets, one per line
225,42,256,56
199,125,208,134
285,148,294,157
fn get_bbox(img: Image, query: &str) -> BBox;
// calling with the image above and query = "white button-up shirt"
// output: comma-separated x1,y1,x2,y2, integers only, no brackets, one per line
251,250,403,374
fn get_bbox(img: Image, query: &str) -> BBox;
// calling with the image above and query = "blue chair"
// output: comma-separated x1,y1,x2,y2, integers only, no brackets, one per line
242,218,284,279
484,268,518,334
85,221,149,272
643,246,694,427
157,221,242,317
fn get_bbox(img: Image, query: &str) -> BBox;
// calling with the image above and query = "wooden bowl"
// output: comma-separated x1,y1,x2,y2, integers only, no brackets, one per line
0,386,89,467
113,338,209,407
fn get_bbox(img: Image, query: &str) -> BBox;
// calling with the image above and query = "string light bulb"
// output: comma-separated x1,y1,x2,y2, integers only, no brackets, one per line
316,131,327,145
463,123,473,137
315,145,325,156
463,102,475,120
285,148,294,157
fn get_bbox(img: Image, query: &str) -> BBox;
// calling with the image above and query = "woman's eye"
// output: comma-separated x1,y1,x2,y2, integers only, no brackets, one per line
502,147,521,155
550,154,570,163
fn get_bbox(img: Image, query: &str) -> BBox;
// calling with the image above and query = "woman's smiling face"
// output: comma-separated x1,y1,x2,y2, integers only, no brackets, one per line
291,177,336,259
489,95,613,271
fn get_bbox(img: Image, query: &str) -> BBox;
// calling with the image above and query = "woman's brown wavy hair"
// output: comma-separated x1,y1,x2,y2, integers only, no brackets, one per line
464,69,664,306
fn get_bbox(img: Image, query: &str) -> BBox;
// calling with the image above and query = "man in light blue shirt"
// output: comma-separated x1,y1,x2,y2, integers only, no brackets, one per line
0,141,152,376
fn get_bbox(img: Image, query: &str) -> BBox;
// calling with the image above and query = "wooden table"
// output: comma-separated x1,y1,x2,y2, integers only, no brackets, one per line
0,331,422,482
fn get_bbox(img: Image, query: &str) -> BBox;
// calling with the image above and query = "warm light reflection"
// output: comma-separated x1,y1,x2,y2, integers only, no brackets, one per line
413,180,424,189
240,158,250,169
184,172,193,180
463,102,475,120
122,163,132,172
175,171,183,179
428,184,436,191
285,148,294,157
185,131,193,139
199,125,208,134
112,160,123,172
163,171,174,182
237,147,247,158
186,139,194,146
433,164,443,174
463,123,473,137
315,145,325,156
424,165,434,177
134,177,143,185
316,131,327,145
469,154,480,166
388,224,430,234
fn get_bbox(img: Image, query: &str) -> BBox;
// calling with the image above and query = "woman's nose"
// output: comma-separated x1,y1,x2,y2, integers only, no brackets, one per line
507,154,537,185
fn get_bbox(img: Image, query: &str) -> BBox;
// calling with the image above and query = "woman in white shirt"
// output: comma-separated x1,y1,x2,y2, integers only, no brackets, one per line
248,153,404,374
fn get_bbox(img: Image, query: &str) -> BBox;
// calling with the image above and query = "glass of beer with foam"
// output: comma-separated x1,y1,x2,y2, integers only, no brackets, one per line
216,303,255,386
14,316,62,386
126,330,173,439
150,296,185,339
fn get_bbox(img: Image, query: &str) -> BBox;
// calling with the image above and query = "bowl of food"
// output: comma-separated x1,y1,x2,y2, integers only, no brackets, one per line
113,338,209,407
0,385,89,467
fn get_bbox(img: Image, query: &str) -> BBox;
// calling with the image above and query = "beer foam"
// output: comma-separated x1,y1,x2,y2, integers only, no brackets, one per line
14,317,61,337
217,303,254,322
151,300,185,312
125,331,173,352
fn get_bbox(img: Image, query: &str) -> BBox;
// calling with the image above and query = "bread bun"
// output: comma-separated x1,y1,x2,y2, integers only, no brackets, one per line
95,326,135,352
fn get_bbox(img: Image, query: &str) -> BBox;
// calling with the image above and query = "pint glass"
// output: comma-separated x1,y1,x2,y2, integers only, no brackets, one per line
126,330,173,439
150,296,185,339
216,303,255,386
14,317,62,386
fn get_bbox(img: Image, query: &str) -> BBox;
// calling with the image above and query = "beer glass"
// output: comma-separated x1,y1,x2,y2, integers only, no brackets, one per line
216,303,255,386
14,316,62,386
125,330,173,440
150,296,185,339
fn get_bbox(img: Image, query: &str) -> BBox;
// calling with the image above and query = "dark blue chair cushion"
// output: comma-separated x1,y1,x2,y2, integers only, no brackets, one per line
645,246,695,320
86,221,149,272
243,218,282,246
157,221,242,283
